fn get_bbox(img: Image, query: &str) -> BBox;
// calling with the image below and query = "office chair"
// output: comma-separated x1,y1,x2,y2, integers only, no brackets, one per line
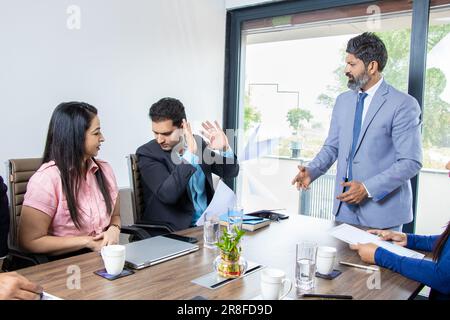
123,154,174,237
1,158,149,272
1,158,49,271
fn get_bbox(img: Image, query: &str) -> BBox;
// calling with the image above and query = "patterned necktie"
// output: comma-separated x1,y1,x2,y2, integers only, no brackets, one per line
347,92,368,182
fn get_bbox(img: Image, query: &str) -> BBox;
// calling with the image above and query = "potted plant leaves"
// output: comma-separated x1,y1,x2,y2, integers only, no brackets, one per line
214,226,247,278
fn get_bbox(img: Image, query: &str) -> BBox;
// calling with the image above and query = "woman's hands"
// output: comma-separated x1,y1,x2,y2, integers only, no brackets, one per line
349,243,379,264
86,226,120,252
349,229,407,265
367,229,407,247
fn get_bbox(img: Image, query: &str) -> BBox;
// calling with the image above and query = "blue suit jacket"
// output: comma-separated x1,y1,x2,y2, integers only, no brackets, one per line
307,80,422,228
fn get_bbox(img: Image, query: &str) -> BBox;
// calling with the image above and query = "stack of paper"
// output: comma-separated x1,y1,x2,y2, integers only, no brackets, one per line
195,180,237,226
41,292,63,300
329,224,425,259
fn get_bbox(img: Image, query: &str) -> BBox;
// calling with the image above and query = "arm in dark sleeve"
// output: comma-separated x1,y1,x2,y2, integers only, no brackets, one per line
137,153,196,205
375,245,450,295
199,138,239,179
210,153,239,179
406,234,440,252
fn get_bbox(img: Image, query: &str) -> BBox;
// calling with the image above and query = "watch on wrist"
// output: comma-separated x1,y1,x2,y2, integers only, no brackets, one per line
109,224,121,232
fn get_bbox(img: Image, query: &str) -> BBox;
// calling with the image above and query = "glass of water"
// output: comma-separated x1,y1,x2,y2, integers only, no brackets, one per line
203,213,219,249
295,242,318,293
227,205,243,235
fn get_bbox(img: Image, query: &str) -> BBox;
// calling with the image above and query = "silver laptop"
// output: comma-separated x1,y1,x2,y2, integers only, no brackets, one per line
124,235,199,270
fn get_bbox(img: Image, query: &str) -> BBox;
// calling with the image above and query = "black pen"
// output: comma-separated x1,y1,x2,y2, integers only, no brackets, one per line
302,293,353,300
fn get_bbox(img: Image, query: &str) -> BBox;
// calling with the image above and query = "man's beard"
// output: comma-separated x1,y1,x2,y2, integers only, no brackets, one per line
347,71,370,91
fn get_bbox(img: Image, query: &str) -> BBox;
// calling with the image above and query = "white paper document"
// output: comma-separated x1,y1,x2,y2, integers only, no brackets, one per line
41,292,63,300
329,224,425,259
195,180,236,226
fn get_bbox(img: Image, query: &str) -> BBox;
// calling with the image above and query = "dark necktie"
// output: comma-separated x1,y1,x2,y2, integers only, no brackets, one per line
347,92,368,182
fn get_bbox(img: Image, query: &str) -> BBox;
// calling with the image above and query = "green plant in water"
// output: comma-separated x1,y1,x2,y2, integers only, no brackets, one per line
216,226,246,261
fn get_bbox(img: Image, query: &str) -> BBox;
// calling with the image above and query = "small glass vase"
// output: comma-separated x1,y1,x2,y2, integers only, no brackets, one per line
214,251,248,279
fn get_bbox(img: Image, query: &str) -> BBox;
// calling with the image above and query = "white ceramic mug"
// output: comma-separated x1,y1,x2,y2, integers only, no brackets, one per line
260,268,292,300
101,244,126,276
316,246,337,275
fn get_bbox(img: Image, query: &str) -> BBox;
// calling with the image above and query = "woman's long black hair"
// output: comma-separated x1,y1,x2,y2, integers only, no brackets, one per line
433,222,450,261
43,102,113,229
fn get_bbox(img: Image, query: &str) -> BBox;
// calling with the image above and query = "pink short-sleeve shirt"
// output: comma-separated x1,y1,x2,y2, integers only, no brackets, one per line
23,159,119,237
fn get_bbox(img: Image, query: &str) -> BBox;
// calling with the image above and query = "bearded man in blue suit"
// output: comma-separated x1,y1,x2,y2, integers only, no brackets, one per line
292,33,422,231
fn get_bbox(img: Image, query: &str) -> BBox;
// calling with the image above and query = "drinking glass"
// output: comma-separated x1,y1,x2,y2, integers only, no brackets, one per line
295,242,317,292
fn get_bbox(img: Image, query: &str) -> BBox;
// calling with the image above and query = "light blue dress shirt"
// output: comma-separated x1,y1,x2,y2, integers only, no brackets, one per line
181,147,234,226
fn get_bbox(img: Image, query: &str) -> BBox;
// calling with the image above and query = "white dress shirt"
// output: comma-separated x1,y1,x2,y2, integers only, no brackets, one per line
360,76,384,124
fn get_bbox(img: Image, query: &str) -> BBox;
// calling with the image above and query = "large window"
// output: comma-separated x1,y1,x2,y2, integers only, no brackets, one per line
416,3,450,234
234,1,413,218
227,0,450,232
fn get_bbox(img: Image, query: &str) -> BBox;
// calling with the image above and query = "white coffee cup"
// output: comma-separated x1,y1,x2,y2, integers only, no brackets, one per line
101,245,126,276
260,268,292,300
316,246,337,275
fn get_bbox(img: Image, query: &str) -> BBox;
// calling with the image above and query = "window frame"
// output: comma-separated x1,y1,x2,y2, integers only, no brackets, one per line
224,0,431,233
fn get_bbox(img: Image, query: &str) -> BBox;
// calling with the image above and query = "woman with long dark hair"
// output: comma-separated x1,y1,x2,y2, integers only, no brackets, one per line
351,161,450,300
19,102,121,255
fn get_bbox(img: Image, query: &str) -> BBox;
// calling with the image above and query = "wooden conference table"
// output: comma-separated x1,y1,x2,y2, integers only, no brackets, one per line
18,215,424,300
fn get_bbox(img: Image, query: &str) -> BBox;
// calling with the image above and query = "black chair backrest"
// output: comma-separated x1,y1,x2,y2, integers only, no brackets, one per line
127,154,145,223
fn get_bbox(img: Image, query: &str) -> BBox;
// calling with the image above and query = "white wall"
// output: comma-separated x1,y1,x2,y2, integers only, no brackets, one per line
0,0,226,187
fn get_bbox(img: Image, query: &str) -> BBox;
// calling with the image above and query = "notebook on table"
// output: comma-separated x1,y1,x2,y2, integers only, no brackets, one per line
124,235,199,270
246,210,289,221
219,214,271,232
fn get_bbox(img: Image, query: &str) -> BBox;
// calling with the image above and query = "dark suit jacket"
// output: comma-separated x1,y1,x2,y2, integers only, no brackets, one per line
136,135,239,231
0,176,10,257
